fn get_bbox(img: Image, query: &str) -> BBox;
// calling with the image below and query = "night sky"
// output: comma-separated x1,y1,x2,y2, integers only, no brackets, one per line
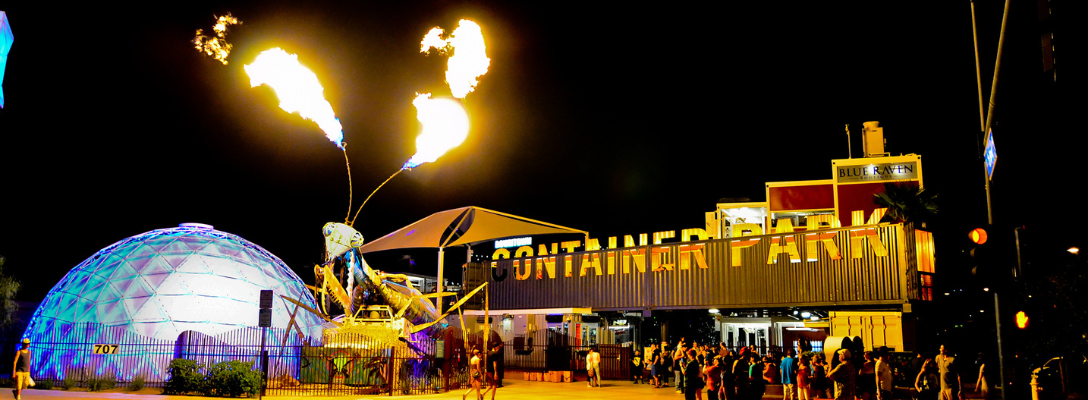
0,1,1079,301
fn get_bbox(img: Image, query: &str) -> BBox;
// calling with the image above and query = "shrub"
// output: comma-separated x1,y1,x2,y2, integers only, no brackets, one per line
203,360,262,398
61,376,77,390
127,375,145,391
164,358,204,395
36,379,54,390
87,372,117,391
0,377,13,388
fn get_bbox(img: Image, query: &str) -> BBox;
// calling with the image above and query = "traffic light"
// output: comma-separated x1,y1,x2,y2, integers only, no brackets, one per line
1016,311,1029,329
968,225,1017,289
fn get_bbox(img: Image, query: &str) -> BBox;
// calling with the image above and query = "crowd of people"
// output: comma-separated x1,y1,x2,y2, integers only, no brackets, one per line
630,340,971,400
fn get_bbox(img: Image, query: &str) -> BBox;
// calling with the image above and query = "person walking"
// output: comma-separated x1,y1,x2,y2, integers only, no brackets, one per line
480,343,502,400
876,350,893,400
463,348,482,400
12,338,31,400
828,349,856,400
915,359,940,400
781,348,798,400
650,344,662,388
936,345,962,400
586,346,602,388
974,353,993,400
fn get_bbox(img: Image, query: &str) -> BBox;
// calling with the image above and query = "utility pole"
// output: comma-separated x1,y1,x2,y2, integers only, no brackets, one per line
971,2,1012,399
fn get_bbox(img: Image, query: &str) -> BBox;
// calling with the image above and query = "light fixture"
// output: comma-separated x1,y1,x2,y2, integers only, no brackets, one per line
983,288,990,292
809,316,819,321
944,293,951,296
800,311,812,318
1068,247,1080,255
709,309,720,314
793,310,799,315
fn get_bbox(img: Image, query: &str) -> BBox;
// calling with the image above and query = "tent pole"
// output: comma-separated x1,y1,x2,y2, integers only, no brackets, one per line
436,246,444,313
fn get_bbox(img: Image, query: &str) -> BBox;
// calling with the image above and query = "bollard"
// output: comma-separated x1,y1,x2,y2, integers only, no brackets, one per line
1031,375,1039,400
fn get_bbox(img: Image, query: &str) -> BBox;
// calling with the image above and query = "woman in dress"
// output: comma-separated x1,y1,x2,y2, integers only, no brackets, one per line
796,356,813,400
463,348,482,400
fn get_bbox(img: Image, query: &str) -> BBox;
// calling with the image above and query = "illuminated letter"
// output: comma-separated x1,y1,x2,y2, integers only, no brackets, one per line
536,256,557,279
561,240,581,253
608,237,617,249
849,208,889,258
623,248,647,273
681,228,709,242
624,234,649,247
767,219,801,264
606,251,617,275
579,253,602,276
491,249,510,281
730,223,763,267
585,238,601,251
564,255,574,277
539,243,558,256
679,244,709,270
651,247,674,271
514,246,534,280
653,231,675,245
805,215,842,261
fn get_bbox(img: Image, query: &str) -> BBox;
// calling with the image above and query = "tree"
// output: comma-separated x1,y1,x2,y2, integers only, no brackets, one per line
0,255,21,330
873,182,938,226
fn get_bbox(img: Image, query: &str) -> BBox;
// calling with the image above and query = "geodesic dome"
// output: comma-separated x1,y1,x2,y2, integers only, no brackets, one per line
24,223,326,342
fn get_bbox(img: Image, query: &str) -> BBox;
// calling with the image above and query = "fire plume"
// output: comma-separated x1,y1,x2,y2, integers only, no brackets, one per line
420,19,490,98
193,14,241,65
403,93,469,169
244,48,344,148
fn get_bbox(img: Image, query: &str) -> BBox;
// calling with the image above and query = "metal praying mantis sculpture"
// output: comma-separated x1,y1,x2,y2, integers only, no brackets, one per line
279,222,486,355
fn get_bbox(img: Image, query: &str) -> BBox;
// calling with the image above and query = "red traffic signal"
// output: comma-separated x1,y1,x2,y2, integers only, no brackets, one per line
970,228,988,244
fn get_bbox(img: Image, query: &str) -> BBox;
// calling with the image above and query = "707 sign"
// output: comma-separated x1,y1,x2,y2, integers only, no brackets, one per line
93,344,120,354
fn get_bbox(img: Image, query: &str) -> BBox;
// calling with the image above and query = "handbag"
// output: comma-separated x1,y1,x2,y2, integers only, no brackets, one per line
27,376,35,387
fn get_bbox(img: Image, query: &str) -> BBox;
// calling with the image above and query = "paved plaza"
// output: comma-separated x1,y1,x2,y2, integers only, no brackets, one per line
9,380,783,400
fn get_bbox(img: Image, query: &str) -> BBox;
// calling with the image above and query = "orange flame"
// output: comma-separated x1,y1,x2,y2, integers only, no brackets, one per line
193,14,241,65
244,48,344,147
420,19,490,98
403,93,469,169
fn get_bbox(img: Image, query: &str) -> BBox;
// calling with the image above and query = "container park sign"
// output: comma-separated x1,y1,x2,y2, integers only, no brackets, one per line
471,207,929,311
490,208,890,280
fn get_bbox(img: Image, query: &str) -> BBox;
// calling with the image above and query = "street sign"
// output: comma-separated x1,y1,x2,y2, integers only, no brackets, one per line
259,290,274,309
984,129,997,180
258,308,272,327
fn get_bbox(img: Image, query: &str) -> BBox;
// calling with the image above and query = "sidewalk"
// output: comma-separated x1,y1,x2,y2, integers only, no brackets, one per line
9,380,778,400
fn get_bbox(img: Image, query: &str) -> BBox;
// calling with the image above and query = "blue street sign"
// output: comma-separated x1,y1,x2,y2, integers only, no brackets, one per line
985,129,997,181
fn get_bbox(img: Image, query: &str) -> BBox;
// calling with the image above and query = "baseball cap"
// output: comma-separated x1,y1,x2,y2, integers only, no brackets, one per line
21,338,29,344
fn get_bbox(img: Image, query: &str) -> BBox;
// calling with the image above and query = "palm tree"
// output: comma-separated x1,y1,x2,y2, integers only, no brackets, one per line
873,182,938,226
